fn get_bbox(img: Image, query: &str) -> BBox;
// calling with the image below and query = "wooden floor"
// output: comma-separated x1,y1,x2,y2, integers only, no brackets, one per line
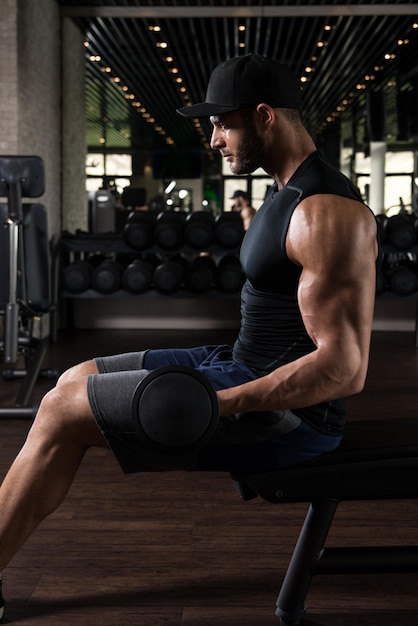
1,328,418,625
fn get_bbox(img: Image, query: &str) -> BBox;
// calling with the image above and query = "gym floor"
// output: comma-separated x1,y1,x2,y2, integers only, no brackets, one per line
0,328,418,625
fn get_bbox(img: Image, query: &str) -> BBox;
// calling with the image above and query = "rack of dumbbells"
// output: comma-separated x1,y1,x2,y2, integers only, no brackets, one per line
376,206,418,346
57,209,245,321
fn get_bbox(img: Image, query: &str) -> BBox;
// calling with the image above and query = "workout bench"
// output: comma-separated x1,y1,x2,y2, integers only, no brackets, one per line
232,417,418,624
131,368,418,623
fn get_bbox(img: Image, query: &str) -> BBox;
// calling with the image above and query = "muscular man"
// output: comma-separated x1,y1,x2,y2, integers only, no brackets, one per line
231,190,256,229
0,53,379,617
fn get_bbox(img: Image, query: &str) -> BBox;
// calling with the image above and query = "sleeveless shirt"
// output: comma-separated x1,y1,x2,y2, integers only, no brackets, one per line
233,150,377,435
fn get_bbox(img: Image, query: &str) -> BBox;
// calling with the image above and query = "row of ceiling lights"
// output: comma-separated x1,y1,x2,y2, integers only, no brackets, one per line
148,24,211,152
318,21,418,133
85,40,175,146
85,17,418,149
85,22,255,151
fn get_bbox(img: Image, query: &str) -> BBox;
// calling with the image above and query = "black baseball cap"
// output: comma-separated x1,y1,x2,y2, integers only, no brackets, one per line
177,53,301,118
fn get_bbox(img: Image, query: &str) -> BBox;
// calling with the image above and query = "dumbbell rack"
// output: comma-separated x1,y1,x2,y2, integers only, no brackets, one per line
55,232,242,330
377,242,418,346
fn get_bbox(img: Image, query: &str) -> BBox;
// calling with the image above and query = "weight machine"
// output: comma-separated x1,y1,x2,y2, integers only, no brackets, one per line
0,156,57,418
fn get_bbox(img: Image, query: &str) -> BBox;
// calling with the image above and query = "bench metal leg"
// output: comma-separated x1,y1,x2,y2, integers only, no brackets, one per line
276,499,339,625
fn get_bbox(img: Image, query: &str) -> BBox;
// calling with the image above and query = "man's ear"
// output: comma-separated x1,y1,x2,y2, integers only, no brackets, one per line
255,103,275,130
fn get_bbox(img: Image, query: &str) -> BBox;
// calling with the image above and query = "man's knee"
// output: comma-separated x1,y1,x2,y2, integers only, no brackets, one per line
33,376,104,448
56,359,98,388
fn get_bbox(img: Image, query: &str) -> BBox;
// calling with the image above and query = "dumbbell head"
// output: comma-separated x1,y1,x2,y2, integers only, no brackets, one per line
184,211,215,249
154,211,185,250
215,212,245,249
131,366,219,455
123,211,156,250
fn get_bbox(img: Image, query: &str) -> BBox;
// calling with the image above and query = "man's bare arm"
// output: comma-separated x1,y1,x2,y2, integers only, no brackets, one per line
217,195,378,415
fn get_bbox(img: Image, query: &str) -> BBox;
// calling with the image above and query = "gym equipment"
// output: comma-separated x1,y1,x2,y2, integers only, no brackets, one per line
375,213,388,245
91,258,124,294
214,212,245,249
185,256,216,293
121,187,147,209
0,155,56,417
385,212,417,250
123,211,156,250
90,189,115,233
231,417,418,624
61,259,92,294
216,255,244,293
154,211,186,250
375,265,387,295
153,257,187,294
122,258,154,294
184,211,215,249
388,259,418,296
131,365,219,456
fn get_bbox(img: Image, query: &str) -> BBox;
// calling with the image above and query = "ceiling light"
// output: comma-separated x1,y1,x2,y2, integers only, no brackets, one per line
165,180,176,194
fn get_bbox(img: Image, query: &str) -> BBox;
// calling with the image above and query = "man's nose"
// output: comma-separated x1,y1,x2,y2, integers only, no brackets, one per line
210,127,224,150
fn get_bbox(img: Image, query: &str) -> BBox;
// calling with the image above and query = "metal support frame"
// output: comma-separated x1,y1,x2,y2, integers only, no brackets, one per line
0,155,54,418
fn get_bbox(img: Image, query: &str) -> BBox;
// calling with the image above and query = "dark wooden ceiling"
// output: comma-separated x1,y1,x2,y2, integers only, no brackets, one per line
57,1,418,159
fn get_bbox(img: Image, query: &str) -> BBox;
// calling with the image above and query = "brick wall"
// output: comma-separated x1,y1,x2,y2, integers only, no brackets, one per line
0,0,19,154
0,0,88,240
16,0,62,238
62,17,88,233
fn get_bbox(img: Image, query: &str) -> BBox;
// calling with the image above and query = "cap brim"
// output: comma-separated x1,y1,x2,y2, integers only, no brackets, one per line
176,102,240,118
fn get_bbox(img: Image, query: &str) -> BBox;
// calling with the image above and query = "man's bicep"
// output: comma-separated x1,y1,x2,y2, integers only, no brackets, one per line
289,197,377,336
297,237,377,377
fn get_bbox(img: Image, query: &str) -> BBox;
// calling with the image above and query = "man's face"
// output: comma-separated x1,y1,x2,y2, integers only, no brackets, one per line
210,109,264,175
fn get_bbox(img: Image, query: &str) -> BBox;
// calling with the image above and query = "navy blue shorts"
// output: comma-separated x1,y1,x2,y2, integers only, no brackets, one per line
87,344,342,473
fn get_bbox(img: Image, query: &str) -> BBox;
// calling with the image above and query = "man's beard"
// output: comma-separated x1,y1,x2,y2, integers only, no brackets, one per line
230,124,264,176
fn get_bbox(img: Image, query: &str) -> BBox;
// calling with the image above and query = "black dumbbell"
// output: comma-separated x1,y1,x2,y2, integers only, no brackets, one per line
62,259,92,293
153,256,187,294
154,211,186,250
385,213,417,250
216,255,244,293
131,366,219,455
123,211,156,250
388,259,418,296
185,256,216,293
91,258,124,294
184,211,215,249
214,212,245,249
122,258,155,294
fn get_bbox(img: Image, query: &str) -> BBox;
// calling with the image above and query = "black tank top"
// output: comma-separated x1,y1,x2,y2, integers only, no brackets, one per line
233,150,375,435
